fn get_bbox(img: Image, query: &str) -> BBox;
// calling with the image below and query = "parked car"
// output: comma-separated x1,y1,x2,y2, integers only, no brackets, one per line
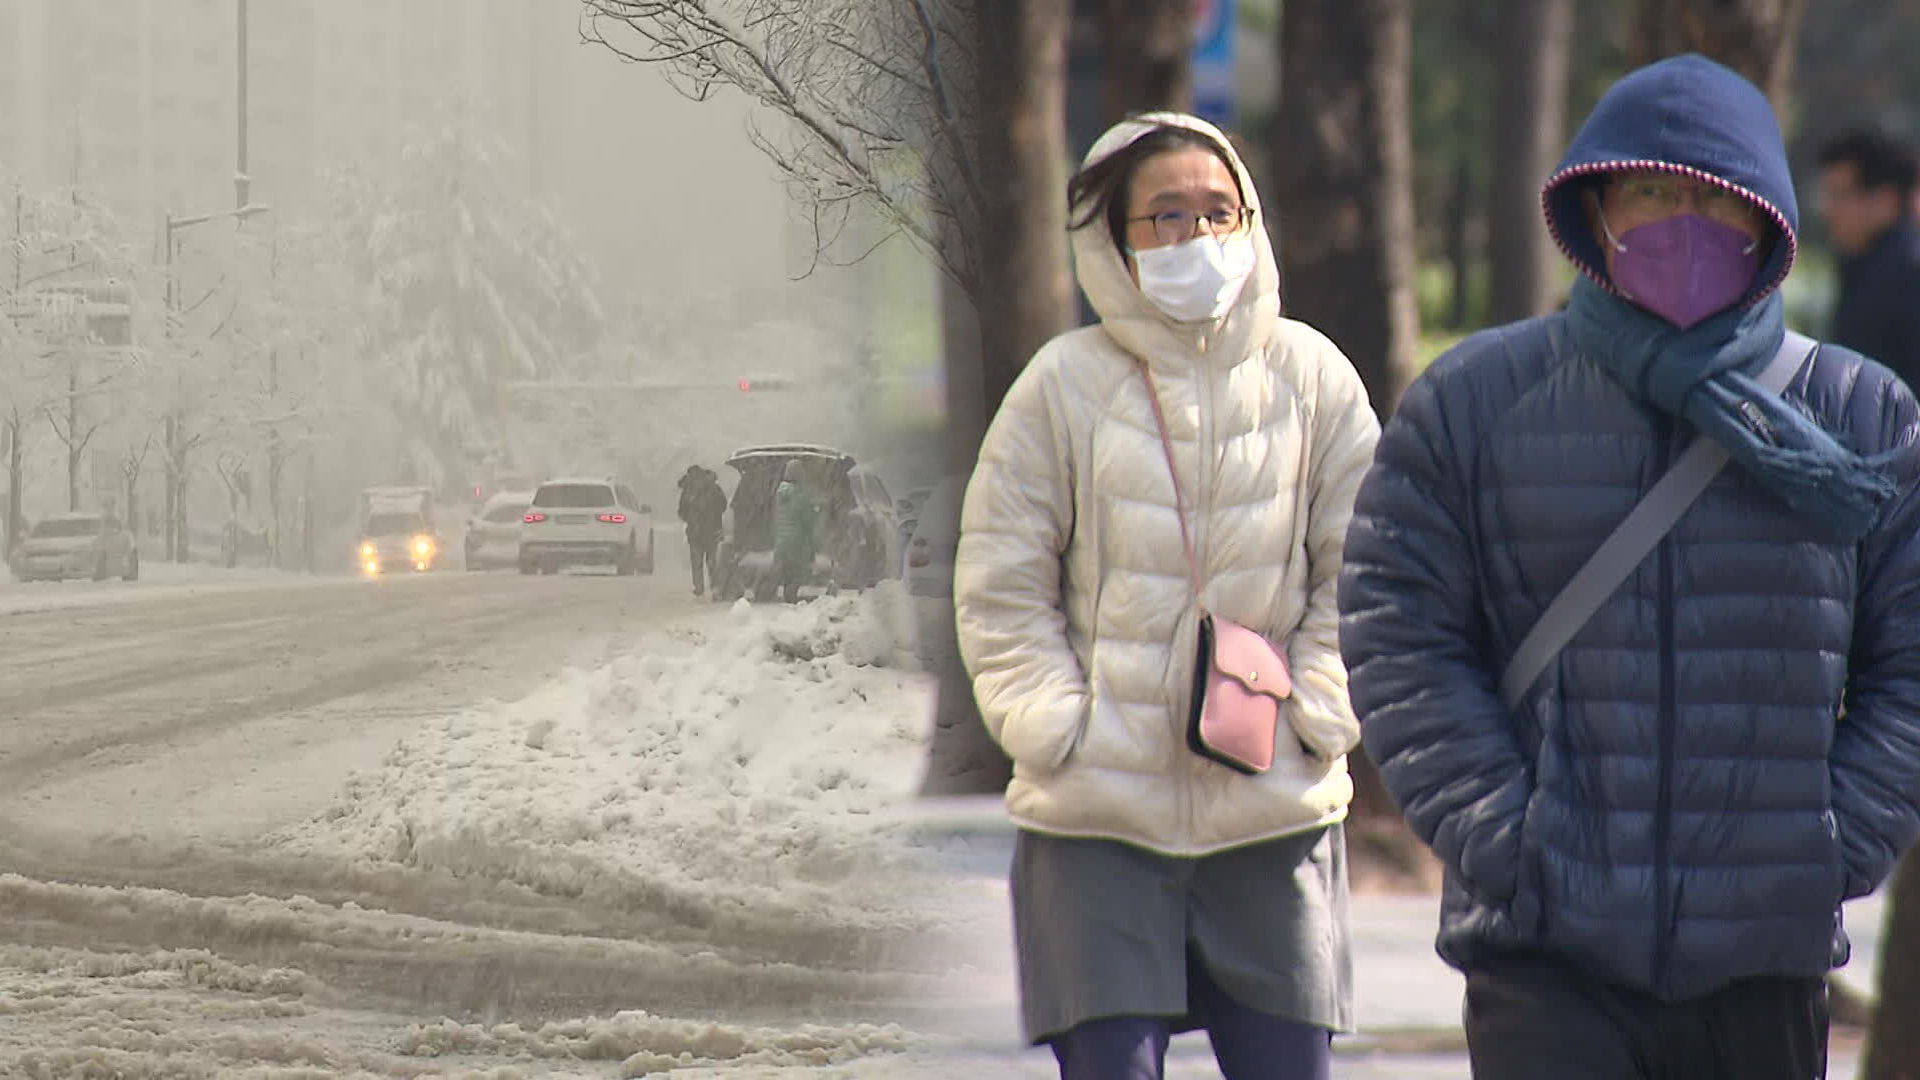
464,489,533,570
358,509,441,575
711,444,899,601
10,511,139,582
903,476,962,598
518,477,655,576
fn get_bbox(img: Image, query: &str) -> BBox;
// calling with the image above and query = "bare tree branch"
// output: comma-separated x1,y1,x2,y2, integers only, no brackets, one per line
577,0,979,292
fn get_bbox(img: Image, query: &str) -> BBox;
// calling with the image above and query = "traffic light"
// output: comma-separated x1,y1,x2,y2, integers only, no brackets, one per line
738,378,752,392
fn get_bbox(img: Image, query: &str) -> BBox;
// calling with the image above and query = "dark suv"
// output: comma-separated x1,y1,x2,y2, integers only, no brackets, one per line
712,445,899,601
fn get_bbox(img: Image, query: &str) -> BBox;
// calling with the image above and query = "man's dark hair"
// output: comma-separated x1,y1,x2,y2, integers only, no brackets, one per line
1817,129,1920,199
1066,119,1246,254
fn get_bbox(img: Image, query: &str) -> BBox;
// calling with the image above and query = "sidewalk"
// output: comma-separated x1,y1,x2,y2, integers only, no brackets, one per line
894,795,1882,1078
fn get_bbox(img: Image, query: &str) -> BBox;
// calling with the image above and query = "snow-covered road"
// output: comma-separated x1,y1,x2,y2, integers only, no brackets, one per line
0,568,710,843
0,571,993,1076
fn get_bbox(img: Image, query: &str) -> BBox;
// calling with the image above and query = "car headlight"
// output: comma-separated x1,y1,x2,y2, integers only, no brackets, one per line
412,536,434,557
360,542,376,558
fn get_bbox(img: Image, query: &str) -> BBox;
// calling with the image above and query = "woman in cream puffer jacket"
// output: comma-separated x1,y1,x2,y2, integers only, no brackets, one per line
953,113,1380,1079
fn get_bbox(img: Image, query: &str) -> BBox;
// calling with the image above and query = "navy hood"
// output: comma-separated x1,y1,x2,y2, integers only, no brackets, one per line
1543,54,1798,308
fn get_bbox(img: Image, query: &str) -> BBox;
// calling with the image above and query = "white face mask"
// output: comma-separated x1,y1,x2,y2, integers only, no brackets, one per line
1130,232,1257,322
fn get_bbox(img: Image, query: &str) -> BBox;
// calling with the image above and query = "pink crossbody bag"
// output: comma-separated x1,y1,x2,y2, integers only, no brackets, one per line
1138,361,1294,776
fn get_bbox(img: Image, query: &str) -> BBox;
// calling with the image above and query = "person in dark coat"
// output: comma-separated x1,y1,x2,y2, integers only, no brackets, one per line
677,466,727,596
772,460,817,604
1816,129,1920,389
1338,55,1920,1080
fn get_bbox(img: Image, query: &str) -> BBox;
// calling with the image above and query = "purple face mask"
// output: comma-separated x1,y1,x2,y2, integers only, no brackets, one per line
1600,210,1762,330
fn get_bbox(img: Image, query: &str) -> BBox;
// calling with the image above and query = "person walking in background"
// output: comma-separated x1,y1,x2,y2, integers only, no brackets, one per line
678,466,727,597
1816,128,1920,389
1339,55,1920,1080
953,111,1380,1080
771,461,816,604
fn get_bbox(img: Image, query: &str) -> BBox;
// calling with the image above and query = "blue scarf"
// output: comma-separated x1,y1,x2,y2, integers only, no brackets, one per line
1566,276,1896,542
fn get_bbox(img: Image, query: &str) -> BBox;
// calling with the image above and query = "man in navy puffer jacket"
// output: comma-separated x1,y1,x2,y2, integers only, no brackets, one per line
1339,55,1920,1079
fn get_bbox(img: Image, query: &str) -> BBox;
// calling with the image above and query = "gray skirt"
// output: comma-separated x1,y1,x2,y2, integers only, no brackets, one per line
1010,824,1353,1045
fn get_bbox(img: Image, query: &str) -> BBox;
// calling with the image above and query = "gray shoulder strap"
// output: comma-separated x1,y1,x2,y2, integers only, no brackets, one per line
1497,330,1818,714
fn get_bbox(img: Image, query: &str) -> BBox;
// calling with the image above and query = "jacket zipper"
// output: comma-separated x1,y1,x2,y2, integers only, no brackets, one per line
1186,333,1214,843
1652,416,1678,993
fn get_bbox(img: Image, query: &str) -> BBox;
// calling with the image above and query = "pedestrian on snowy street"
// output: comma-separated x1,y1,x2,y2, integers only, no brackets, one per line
1816,128,1920,390
772,460,817,604
1338,55,1920,1080
679,466,727,597
953,111,1381,1080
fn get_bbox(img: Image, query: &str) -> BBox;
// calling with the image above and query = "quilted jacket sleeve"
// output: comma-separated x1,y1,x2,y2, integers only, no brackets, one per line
1834,371,1920,900
953,346,1090,771
1287,345,1382,761
1338,356,1534,904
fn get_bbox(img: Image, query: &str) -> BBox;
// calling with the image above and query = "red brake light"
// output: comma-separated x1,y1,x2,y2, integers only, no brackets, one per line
524,512,546,523
598,513,626,524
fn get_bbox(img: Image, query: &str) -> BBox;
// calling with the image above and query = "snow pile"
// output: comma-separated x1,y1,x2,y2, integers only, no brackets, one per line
265,584,949,933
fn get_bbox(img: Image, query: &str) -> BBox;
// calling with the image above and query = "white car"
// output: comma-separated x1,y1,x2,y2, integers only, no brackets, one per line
903,476,962,598
11,511,139,582
463,489,533,570
519,477,655,576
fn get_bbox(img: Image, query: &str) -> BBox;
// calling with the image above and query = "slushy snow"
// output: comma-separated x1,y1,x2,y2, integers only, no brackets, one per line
265,584,943,930
0,584,1009,1076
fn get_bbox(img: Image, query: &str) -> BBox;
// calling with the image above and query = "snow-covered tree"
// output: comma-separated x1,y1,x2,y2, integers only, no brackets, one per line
360,118,607,490
2,184,153,527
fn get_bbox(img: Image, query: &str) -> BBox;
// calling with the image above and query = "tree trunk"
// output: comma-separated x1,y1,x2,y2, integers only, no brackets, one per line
1268,0,1418,819
1268,0,1420,422
916,0,1073,797
1095,0,1193,125
4,411,21,557
66,363,82,512
1866,845,1920,1077
1484,0,1573,324
1444,158,1475,330
164,412,178,561
267,349,282,568
1625,0,1809,109
168,414,191,564
124,455,141,550
971,0,1075,430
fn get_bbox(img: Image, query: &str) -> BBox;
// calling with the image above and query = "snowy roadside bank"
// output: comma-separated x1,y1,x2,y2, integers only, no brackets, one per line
261,583,955,938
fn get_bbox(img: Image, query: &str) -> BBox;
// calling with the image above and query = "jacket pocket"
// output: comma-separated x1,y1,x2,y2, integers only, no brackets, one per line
1000,692,1090,772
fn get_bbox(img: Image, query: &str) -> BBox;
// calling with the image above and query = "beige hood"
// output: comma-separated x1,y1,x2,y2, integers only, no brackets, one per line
1071,111,1283,373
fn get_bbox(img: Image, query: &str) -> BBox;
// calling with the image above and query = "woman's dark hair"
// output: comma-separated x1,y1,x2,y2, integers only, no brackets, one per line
1067,120,1246,253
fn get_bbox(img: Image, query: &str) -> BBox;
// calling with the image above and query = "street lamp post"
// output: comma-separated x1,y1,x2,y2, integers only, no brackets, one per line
157,0,263,563
161,201,270,562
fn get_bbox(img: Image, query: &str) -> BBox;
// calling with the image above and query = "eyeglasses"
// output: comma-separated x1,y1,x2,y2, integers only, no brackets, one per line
1608,174,1762,228
1127,206,1255,248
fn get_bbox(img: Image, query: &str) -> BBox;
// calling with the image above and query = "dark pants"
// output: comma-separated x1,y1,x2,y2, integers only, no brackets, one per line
1463,952,1828,1080
1049,955,1332,1080
687,532,717,594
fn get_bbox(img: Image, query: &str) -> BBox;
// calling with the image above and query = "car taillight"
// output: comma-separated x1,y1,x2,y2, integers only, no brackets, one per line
598,513,626,524
524,512,546,524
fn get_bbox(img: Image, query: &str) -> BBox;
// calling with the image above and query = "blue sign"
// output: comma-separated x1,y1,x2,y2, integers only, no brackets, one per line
1192,0,1234,128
